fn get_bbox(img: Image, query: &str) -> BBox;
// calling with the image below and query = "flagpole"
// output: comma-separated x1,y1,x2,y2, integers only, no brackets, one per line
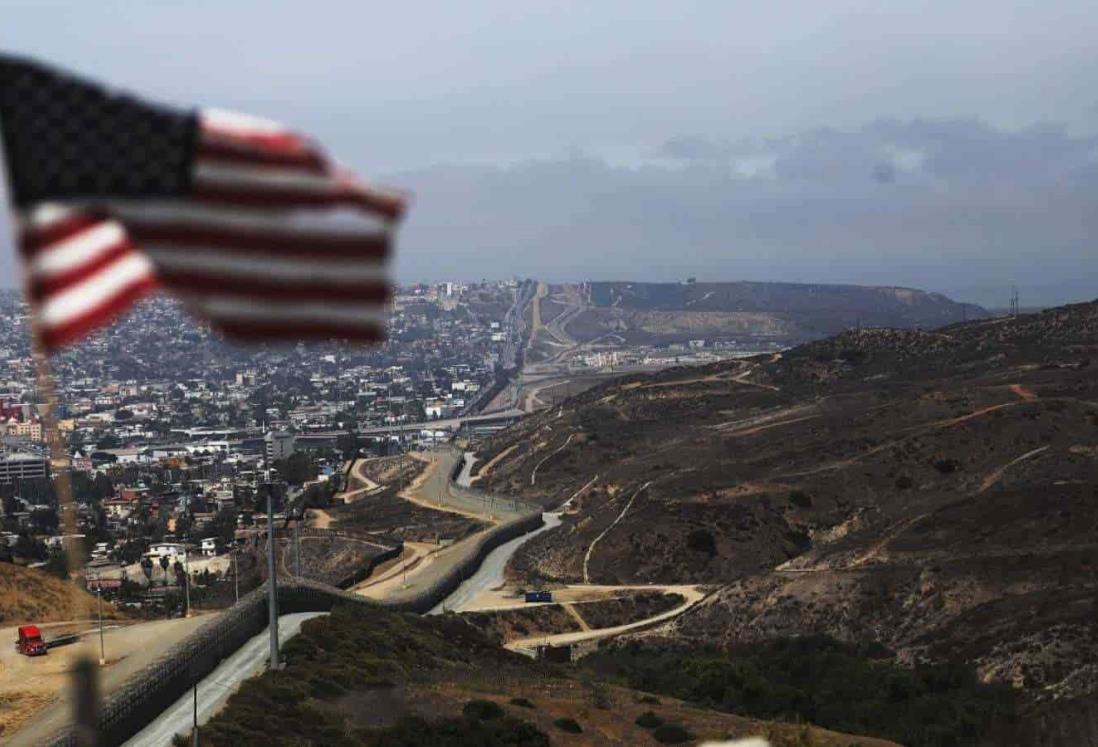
0,116,100,745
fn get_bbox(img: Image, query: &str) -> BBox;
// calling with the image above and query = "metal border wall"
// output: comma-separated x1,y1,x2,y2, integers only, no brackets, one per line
45,510,544,746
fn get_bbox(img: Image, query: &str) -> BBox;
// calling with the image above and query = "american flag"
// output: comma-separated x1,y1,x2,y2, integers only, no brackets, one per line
0,54,406,351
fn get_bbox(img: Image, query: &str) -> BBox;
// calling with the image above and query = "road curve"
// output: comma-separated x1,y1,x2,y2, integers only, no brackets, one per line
428,511,563,614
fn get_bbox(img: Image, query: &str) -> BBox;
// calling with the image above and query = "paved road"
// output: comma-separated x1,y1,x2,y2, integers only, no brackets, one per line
429,511,563,614
404,448,530,523
354,448,537,606
123,612,326,747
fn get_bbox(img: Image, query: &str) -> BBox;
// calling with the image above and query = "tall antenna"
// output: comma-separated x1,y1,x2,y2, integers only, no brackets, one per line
1009,286,1020,317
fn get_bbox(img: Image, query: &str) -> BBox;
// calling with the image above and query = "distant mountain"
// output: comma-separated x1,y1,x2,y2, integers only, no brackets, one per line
473,299,1098,746
564,281,985,346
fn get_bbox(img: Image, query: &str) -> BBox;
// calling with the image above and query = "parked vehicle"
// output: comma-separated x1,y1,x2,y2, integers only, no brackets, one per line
524,590,553,603
15,625,47,656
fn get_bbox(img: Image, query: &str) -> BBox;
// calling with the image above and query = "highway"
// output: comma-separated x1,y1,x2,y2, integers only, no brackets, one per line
122,612,326,747
355,408,524,436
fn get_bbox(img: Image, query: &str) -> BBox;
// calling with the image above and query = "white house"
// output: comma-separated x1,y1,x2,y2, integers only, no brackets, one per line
147,542,186,559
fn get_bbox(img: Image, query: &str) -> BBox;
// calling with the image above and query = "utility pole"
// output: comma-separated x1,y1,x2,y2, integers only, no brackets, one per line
191,682,199,747
94,576,105,666
183,551,191,618
266,483,279,670
293,519,301,578
232,548,239,604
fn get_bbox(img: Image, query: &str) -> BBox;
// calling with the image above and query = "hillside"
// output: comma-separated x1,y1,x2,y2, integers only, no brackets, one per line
473,300,1098,745
0,563,105,625
558,281,984,346
197,603,899,747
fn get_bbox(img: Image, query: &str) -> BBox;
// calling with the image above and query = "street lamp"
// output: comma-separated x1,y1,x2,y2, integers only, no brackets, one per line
93,575,105,666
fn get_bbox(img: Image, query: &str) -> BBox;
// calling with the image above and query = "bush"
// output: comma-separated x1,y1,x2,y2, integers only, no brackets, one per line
789,490,813,508
686,528,716,556
582,636,1016,747
895,475,914,489
554,717,582,733
653,724,692,743
463,699,505,720
635,711,664,729
371,715,549,746
509,697,536,709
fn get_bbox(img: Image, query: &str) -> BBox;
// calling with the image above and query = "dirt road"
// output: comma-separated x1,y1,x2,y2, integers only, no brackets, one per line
502,585,706,652
3,614,214,746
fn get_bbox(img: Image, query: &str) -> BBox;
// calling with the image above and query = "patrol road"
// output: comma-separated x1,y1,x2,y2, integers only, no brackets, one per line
122,612,326,746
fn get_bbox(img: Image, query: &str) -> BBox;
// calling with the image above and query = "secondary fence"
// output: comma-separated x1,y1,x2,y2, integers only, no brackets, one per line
45,580,371,747
45,509,545,747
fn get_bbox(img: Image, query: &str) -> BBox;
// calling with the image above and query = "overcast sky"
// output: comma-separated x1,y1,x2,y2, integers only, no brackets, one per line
2,1,1097,306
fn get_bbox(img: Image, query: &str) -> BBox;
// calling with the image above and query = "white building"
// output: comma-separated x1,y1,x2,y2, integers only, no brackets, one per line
147,542,186,559
265,431,296,462
0,452,48,484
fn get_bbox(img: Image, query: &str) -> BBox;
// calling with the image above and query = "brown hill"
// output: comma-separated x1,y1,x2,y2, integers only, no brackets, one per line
563,280,985,346
0,563,105,625
473,300,1098,745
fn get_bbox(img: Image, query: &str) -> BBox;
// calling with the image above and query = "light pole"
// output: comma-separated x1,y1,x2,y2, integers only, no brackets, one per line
191,682,199,747
266,486,279,670
293,520,301,578
183,551,191,618
94,576,105,666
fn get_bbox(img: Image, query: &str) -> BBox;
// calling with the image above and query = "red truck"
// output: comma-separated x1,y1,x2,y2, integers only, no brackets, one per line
16,625,47,656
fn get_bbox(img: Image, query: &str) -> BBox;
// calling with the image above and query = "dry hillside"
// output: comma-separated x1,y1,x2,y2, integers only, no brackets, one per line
0,563,108,625
473,300,1098,745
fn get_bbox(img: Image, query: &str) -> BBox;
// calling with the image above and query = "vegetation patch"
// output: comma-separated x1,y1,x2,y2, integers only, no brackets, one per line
553,717,583,733
583,636,1016,747
462,699,504,720
653,723,693,744
366,715,549,746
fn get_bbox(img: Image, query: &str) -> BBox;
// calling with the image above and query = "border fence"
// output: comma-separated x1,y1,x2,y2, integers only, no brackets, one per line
45,509,545,747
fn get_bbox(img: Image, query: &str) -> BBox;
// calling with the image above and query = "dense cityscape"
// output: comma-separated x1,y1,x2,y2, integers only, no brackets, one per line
0,280,525,607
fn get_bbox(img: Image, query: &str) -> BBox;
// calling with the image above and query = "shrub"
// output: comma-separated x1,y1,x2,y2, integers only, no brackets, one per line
686,528,717,556
582,636,1016,747
653,724,692,743
554,717,583,733
370,715,549,746
463,699,505,721
933,459,958,474
895,475,914,489
635,711,664,729
509,697,536,709
789,490,813,508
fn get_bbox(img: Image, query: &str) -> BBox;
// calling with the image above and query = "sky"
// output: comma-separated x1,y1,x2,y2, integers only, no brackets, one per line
1,0,1097,307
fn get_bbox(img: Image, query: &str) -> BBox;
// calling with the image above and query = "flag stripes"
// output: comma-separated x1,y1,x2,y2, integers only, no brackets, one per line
11,101,403,350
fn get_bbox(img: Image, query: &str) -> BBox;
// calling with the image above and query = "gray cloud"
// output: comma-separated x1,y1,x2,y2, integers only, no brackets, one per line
1,2,1097,309
392,119,1098,307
